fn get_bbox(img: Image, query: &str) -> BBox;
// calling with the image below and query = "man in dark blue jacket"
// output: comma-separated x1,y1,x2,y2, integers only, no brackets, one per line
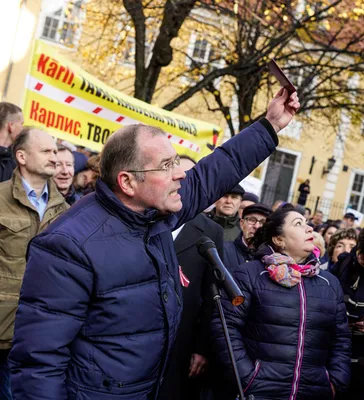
9,89,300,400
224,203,271,275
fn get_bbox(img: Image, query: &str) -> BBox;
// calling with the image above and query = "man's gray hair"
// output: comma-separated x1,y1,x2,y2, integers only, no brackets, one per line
57,144,75,162
100,124,166,191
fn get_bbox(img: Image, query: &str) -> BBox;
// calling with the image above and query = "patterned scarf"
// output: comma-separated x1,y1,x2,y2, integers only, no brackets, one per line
262,252,320,288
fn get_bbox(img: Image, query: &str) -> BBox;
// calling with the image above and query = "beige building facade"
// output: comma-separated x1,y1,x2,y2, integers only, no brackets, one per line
1,1,363,224
0,0,42,105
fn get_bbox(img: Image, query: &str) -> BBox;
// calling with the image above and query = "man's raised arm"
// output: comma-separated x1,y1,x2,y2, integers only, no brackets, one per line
175,89,300,225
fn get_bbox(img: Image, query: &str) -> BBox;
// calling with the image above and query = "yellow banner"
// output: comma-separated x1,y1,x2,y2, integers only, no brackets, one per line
22,40,222,159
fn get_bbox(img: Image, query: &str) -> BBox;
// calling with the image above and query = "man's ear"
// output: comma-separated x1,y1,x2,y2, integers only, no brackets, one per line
16,150,26,166
6,121,14,134
239,218,245,230
116,171,136,197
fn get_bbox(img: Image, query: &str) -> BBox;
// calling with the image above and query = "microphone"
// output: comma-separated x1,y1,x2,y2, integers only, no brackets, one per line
197,236,244,306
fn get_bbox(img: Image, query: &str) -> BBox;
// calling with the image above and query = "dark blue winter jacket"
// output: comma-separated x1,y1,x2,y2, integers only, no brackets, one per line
9,120,278,400
64,184,83,206
224,232,254,274
211,245,351,400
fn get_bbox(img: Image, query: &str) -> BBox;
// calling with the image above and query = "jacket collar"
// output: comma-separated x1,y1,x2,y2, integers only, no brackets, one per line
12,168,65,211
234,232,254,257
0,146,13,158
174,214,205,254
211,209,240,228
64,185,82,205
21,176,49,203
95,179,172,236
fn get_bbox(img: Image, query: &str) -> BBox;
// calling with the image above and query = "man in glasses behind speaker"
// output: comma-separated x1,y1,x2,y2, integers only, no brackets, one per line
224,203,271,275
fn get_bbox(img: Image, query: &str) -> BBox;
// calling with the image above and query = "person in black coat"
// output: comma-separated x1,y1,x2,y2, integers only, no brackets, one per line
331,229,364,400
297,179,310,206
211,208,351,399
159,156,224,400
0,102,23,182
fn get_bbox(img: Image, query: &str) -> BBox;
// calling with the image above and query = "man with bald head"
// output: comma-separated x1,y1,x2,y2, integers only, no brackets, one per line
0,127,67,399
9,89,300,400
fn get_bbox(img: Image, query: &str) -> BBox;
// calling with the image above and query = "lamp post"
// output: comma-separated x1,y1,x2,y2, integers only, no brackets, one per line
321,156,336,178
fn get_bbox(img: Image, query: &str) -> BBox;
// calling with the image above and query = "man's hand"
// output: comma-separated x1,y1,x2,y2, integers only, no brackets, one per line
266,88,300,133
189,353,208,378
355,320,364,333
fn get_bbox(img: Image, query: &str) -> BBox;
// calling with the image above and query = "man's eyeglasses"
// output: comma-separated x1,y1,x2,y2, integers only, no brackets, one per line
126,155,181,174
244,216,266,226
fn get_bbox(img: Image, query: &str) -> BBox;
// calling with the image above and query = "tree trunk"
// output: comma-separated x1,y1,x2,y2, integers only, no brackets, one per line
143,0,198,102
236,71,262,131
124,0,146,99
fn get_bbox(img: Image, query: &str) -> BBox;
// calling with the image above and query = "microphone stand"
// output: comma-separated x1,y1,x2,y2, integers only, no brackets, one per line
211,281,253,400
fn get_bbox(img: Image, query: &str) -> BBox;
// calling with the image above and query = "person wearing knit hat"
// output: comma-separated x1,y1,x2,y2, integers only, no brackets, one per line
207,184,245,241
238,191,259,218
224,203,272,274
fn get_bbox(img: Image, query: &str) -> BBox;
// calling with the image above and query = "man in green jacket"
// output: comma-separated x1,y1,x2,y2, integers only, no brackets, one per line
0,127,68,399
207,184,246,242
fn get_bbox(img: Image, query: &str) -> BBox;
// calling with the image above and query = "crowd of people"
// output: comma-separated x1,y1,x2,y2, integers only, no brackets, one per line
0,89,362,400
205,183,362,399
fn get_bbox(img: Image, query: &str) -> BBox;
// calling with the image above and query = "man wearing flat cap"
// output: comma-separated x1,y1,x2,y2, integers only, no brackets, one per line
238,192,259,219
224,203,271,274
207,184,245,241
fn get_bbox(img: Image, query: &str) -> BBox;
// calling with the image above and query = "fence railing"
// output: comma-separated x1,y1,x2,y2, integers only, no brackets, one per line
260,185,346,220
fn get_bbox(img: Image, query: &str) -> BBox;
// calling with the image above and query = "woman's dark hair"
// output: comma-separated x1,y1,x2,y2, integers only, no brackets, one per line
322,223,340,241
251,208,295,250
280,202,295,211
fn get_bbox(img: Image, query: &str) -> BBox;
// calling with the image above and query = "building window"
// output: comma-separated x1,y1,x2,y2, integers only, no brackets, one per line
349,173,364,213
122,36,136,64
42,14,60,41
192,39,210,63
184,32,224,87
41,0,83,46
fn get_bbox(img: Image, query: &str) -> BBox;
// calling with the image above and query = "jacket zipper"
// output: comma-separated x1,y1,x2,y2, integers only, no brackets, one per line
244,360,261,393
143,222,181,398
167,269,181,305
290,280,306,400
325,369,334,398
